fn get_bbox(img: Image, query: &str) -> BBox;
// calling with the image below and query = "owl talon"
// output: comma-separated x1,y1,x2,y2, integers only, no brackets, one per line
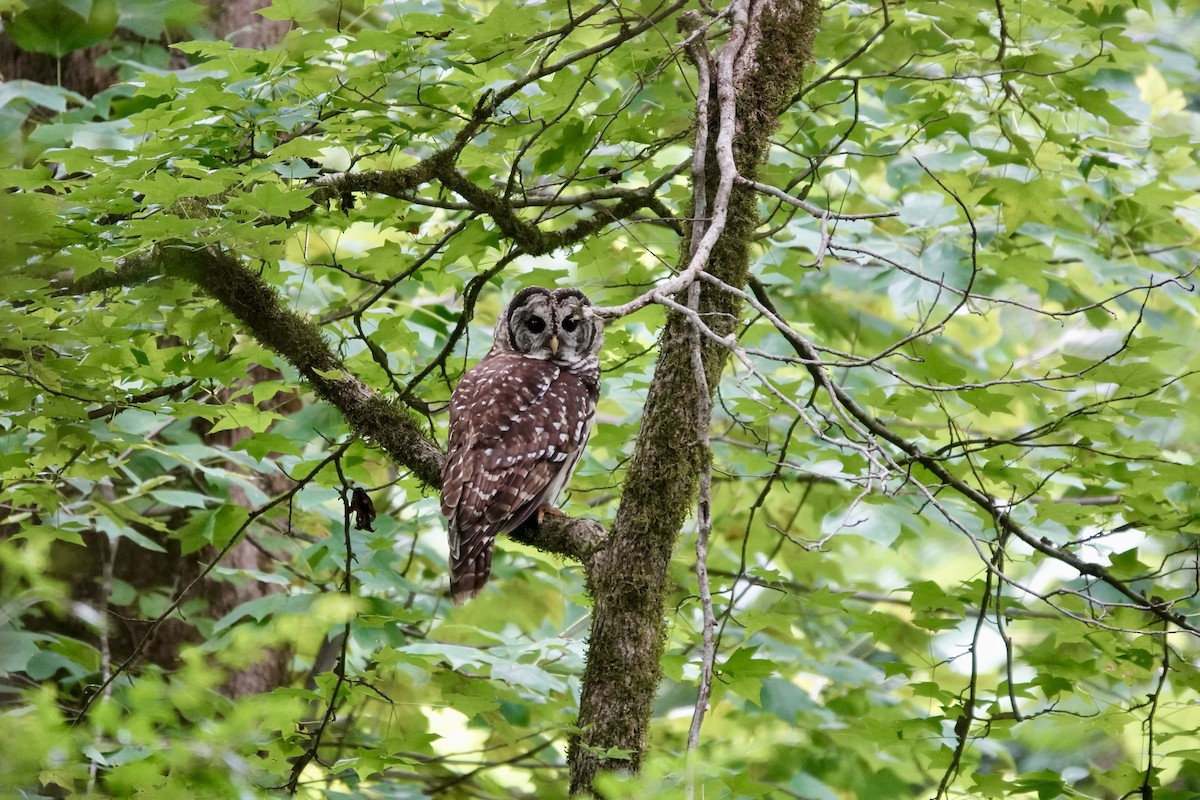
537,505,567,525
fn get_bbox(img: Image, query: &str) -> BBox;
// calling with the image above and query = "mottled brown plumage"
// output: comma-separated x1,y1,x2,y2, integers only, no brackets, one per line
440,288,602,604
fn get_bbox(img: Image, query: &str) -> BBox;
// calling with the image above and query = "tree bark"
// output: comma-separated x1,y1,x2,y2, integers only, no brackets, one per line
568,2,822,793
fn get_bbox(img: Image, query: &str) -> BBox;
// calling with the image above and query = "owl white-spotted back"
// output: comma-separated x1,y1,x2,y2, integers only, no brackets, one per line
440,287,603,604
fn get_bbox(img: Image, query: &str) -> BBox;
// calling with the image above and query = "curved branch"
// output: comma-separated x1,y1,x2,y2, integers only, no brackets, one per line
66,243,607,566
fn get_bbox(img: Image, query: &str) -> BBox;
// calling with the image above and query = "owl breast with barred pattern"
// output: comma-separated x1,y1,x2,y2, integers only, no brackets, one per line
440,287,603,604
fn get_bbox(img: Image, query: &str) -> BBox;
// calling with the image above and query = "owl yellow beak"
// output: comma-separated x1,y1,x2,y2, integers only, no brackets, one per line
549,334,560,355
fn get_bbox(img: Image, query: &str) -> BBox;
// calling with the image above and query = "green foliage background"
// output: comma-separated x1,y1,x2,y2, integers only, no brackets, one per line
1,0,1199,798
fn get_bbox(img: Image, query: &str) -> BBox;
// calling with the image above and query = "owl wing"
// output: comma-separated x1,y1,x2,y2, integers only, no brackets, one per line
440,351,597,603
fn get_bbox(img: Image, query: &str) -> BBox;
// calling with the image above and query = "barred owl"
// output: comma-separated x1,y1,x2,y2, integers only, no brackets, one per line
440,287,603,604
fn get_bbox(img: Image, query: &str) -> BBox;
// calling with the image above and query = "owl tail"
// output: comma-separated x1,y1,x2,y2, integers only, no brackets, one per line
450,539,495,605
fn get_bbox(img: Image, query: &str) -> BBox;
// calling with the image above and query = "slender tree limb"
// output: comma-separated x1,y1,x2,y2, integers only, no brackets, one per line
286,463,356,794
994,0,1011,62
680,11,719,759
685,281,717,757
591,2,746,322
736,175,898,220
1132,632,1171,800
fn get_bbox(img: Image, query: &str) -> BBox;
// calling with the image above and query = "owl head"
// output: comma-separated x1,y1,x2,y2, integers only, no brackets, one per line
493,287,603,363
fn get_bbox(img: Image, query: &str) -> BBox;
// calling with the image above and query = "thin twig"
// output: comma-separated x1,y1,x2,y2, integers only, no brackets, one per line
685,276,716,754
72,440,356,724
737,176,898,221
593,0,748,320
86,535,119,791
286,459,357,794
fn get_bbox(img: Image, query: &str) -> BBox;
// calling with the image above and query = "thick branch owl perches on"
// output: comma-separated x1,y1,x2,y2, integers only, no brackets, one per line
440,287,603,604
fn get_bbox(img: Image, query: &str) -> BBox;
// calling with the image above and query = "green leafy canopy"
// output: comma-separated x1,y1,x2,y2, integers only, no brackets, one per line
1,0,1199,798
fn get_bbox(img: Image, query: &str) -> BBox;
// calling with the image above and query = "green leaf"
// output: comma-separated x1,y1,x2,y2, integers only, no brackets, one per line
226,183,315,217
0,631,50,675
256,0,324,22
717,646,779,704
6,0,118,57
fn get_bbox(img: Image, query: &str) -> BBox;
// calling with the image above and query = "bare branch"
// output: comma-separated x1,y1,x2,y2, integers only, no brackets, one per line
737,176,899,221
286,463,357,794
592,0,750,321
685,279,717,756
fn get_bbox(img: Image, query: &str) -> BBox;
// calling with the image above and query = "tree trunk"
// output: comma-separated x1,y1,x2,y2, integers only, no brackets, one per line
568,2,822,793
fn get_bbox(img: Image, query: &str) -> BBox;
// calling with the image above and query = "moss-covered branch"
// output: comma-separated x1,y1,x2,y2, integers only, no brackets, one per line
67,244,608,567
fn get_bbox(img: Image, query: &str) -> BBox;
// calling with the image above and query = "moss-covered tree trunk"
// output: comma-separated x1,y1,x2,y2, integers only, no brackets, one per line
568,1,823,794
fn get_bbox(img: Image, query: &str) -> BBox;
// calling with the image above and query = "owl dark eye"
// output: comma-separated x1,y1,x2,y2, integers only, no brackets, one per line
562,317,579,333
525,315,546,333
